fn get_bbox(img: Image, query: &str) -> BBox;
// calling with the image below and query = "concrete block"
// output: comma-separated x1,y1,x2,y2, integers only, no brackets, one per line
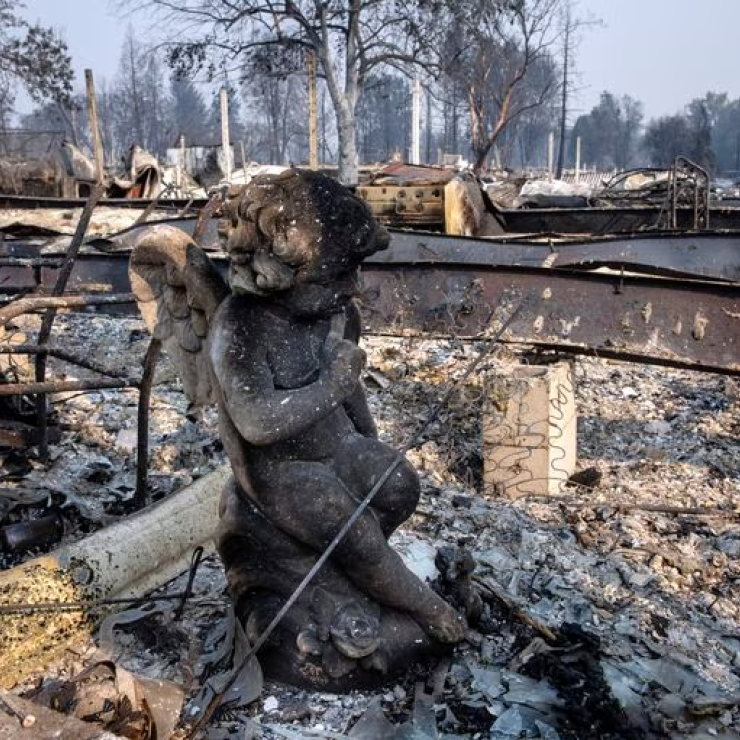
482,361,576,497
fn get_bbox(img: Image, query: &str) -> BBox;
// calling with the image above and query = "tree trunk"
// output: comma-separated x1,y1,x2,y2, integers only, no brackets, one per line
336,105,359,185
469,90,486,171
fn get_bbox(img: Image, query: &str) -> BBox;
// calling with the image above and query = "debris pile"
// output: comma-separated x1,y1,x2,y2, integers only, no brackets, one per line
0,315,739,739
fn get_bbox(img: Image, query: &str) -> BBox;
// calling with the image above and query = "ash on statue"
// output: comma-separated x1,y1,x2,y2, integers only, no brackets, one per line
130,169,464,688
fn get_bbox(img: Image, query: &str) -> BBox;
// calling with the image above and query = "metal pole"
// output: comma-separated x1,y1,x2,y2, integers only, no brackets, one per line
135,338,162,509
178,133,186,191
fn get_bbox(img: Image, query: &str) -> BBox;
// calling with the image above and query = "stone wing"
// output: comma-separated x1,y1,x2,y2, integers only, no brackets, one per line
129,224,229,408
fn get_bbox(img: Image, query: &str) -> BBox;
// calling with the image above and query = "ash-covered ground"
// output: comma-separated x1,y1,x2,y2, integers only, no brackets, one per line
1,311,739,739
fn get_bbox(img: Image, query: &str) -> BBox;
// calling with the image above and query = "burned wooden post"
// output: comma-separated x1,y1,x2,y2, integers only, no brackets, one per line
219,87,232,182
84,70,105,185
307,50,318,169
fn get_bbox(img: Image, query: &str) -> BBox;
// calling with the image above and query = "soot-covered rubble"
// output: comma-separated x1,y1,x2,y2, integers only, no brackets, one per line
1,311,739,739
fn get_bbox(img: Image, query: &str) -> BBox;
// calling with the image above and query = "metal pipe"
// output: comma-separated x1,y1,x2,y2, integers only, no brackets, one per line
0,293,135,328
0,378,137,396
135,338,162,509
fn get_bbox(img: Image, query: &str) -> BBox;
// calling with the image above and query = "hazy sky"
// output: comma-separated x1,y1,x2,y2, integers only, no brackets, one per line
575,0,740,119
19,0,740,122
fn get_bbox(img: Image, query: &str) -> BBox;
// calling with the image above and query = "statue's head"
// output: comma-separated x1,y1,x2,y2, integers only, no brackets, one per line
222,168,389,314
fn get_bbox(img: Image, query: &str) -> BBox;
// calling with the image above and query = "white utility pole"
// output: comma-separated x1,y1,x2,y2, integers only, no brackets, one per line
411,76,421,164
220,87,232,181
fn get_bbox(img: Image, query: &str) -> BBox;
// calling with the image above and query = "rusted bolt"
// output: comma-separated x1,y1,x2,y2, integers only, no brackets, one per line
692,312,708,340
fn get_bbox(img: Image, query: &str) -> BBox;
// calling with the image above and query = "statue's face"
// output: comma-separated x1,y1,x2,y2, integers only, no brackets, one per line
221,169,389,314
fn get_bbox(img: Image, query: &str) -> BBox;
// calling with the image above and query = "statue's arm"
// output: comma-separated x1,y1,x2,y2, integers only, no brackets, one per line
342,386,378,438
209,306,364,446
340,300,377,438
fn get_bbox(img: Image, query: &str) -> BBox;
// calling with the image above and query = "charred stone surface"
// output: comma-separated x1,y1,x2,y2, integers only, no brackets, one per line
208,169,465,687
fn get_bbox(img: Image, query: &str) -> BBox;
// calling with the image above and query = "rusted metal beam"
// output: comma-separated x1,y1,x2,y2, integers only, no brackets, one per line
136,338,163,509
493,204,740,234
372,229,740,282
0,194,206,210
358,265,740,375
2,232,739,374
23,218,740,282
8,227,740,291
0,344,133,379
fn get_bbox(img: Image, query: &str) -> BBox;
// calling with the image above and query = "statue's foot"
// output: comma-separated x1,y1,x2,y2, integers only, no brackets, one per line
244,599,281,645
321,643,357,679
360,648,389,674
412,594,466,643
297,629,323,657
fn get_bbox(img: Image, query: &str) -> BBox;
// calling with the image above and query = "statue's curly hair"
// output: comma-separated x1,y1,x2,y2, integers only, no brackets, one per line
224,168,389,282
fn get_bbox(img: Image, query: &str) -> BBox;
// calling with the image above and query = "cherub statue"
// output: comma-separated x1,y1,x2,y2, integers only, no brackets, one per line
129,169,464,688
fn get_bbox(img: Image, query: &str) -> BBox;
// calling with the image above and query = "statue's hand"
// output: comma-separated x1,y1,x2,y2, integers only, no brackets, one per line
325,339,365,396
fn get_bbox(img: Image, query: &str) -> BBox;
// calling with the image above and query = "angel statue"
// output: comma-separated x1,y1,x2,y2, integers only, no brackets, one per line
129,169,465,688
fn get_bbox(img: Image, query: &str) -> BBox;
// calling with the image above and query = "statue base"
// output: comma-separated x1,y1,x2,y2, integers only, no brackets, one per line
216,478,449,690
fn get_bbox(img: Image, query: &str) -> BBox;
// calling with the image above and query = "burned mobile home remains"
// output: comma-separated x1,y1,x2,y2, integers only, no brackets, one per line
0,138,739,737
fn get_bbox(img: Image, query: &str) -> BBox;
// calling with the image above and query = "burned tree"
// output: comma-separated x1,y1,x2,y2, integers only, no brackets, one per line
110,29,171,160
0,0,73,113
571,92,644,171
121,0,464,184
435,0,571,173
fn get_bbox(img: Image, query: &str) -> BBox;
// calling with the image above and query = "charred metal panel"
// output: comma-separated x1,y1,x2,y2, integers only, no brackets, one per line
357,185,445,229
358,265,740,374
375,229,740,282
